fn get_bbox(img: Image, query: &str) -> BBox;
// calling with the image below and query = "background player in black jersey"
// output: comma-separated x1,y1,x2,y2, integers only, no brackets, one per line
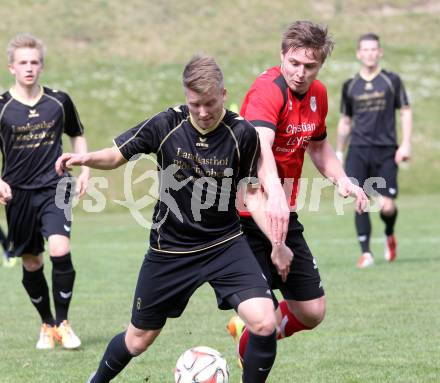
336,33,413,268
57,55,278,383
0,33,89,349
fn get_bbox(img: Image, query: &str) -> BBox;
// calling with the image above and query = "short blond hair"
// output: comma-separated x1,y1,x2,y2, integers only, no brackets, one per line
182,55,224,94
7,33,45,64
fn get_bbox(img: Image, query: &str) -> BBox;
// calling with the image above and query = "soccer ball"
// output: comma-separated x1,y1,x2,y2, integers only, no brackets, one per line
174,346,229,383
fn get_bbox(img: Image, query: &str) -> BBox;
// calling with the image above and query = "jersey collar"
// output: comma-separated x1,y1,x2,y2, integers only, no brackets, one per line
359,67,382,82
189,108,226,136
9,85,44,107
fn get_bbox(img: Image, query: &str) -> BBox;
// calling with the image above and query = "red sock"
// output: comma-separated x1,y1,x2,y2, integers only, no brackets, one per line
278,300,310,339
237,300,311,359
238,327,249,361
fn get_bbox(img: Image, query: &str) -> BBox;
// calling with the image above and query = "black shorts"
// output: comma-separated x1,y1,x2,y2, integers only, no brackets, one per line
345,146,398,199
6,186,72,257
131,236,271,330
241,213,324,302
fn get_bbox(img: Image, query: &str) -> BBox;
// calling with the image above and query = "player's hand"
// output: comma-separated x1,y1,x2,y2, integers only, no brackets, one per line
395,143,411,164
337,176,368,213
55,153,85,175
75,170,90,198
265,191,290,245
271,243,293,282
0,179,12,205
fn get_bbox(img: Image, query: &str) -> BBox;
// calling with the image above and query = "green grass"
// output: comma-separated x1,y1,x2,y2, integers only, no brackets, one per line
0,1,439,381
0,0,439,196
1,194,439,382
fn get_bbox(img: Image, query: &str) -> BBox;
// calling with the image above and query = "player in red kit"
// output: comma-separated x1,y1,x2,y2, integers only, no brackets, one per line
227,20,368,368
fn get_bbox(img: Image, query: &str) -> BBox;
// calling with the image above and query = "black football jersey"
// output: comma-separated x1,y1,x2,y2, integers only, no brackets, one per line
114,105,260,253
340,69,409,147
0,86,84,189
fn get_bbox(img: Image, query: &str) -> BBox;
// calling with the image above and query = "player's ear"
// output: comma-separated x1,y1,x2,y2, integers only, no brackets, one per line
8,62,15,76
222,87,227,102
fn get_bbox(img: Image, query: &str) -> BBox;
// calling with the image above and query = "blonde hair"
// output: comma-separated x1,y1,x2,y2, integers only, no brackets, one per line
182,55,224,94
281,20,334,63
7,33,45,64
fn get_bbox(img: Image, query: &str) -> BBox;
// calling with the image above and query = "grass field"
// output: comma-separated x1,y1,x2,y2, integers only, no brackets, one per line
1,194,439,382
1,0,439,196
0,1,439,382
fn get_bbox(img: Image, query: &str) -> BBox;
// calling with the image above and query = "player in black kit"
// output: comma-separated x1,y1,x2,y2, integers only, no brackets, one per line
0,33,89,349
57,55,278,383
336,33,413,268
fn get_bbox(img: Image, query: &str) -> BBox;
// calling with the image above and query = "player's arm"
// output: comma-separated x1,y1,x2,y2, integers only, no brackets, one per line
56,147,127,176
244,184,293,282
255,127,290,245
69,135,90,197
307,138,368,213
336,114,352,162
395,106,412,164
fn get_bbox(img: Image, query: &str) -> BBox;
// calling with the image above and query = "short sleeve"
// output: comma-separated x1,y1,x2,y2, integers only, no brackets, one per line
340,79,353,117
114,114,165,160
241,75,285,131
63,94,84,137
237,122,260,184
393,74,410,109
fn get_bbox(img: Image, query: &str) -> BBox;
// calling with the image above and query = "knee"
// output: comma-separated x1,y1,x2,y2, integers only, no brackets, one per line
22,255,43,272
289,298,326,329
247,314,277,336
49,244,70,257
48,235,70,256
381,206,396,216
304,308,325,329
126,335,153,356
380,199,396,216
125,328,158,356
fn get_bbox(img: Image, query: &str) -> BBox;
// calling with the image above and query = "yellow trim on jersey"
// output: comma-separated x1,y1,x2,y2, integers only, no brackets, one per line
378,71,396,96
189,109,226,135
9,85,44,107
150,231,243,254
359,67,382,82
0,97,15,175
43,92,65,126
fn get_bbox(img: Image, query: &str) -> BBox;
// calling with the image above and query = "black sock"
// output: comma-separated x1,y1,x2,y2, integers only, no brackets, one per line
380,208,398,236
22,265,55,326
51,253,76,326
355,212,371,254
91,332,134,383
242,330,277,383
0,226,7,253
